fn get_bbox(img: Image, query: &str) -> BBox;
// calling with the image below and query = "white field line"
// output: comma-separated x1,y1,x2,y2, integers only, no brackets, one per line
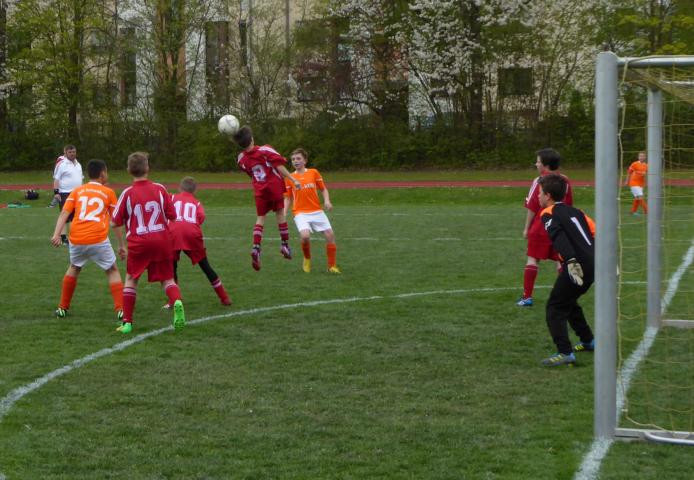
573,240,694,480
0,285,531,425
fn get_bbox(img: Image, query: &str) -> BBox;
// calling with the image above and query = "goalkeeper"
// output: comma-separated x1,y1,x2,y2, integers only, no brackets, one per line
537,174,596,367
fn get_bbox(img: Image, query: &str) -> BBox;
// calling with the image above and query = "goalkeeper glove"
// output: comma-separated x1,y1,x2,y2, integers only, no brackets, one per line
566,258,584,286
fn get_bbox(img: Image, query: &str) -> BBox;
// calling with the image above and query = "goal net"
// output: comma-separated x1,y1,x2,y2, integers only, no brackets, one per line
595,53,694,445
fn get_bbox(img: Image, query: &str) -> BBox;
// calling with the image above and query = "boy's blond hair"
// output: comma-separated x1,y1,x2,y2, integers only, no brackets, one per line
127,151,149,177
180,176,197,193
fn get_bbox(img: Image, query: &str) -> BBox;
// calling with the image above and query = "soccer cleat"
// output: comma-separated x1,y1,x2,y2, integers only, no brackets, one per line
251,246,261,271
173,299,185,330
302,258,311,273
541,352,576,367
161,303,171,310
116,322,132,334
117,310,124,321
280,242,292,260
328,266,341,274
55,307,67,318
516,297,533,307
574,339,595,352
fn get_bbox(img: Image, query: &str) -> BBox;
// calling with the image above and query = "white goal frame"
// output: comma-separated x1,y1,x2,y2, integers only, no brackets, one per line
594,52,694,445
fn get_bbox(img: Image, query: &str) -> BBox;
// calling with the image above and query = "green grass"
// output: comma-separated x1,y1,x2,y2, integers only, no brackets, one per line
0,186,692,479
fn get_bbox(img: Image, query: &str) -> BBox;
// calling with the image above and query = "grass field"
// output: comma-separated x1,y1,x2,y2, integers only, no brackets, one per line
0,183,692,479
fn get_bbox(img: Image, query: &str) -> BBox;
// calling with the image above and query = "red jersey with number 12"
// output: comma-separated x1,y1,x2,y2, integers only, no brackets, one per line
169,191,206,251
112,179,176,260
237,145,287,199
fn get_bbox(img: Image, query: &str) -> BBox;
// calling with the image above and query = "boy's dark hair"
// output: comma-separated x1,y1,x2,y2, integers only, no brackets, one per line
538,174,567,202
290,148,308,160
233,126,253,149
87,159,107,179
127,151,149,177
180,176,197,193
536,148,561,170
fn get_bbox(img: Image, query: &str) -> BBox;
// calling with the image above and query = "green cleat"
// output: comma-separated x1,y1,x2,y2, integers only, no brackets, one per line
55,307,67,318
173,299,185,330
116,322,132,334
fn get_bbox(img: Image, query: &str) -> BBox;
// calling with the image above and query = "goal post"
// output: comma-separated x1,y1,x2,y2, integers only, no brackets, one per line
594,52,694,445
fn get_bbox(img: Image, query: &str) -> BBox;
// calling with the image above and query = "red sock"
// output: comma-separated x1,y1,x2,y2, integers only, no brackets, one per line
631,199,639,213
211,278,231,304
640,199,648,213
59,275,77,309
165,283,182,305
110,281,123,312
301,240,311,259
326,243,337,268
253,224,264,246
278,222,289,243
123,287,136,323
523,265,538,299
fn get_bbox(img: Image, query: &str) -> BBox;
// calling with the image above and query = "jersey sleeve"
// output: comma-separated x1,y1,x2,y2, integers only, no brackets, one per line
160,186,177,221
259,145,286,167
107,189,118,215
314,170,325,190
62,189,77,214
53,161,64,180
525,178,541,212
542,207,577,261
112,189,129,226
197,201,206,226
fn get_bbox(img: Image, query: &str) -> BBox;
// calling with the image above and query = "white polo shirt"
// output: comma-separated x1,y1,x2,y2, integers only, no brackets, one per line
53,156,83,193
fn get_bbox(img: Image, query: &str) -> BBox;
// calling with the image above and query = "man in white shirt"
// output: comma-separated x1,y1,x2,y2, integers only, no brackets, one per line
53,145,83,244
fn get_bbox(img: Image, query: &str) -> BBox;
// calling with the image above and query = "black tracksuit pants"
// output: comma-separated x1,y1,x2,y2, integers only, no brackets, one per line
546,268,595,355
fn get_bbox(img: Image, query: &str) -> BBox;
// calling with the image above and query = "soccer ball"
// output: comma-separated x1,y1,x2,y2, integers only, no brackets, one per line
218,114,240,135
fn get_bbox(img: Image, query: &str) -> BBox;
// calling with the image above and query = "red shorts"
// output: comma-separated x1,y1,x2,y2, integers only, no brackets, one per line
527,236,560,261
127,255,174,282
255,194,284,216
174,248,207,265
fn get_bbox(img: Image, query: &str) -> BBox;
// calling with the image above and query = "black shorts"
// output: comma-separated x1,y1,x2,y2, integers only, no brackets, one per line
59,192,74,223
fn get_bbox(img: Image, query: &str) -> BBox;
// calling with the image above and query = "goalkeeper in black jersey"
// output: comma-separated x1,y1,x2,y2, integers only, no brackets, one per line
537,174,596,367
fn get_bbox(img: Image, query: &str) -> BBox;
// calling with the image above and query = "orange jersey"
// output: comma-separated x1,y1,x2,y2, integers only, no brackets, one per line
627,161,648,187
62,182,118,245
285,168,326,214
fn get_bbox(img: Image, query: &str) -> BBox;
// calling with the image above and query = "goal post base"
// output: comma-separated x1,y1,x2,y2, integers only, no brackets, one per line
616,428,694,446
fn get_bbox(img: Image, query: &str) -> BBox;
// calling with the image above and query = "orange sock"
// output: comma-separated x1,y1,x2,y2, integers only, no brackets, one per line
59,275,77,310
631,199,639,213
326,243,337,268
110,281,124,312
301,241,311,259
641,199,648,213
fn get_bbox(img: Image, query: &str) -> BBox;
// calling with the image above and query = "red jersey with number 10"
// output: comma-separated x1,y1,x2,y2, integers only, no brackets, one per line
237,145,287,199
112,179,177,261
169,191,206,252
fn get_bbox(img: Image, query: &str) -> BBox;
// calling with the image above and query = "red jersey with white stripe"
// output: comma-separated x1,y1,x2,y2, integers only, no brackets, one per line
112,180,176,261
526,171,573,241
237,145,287,199
169,192,206,252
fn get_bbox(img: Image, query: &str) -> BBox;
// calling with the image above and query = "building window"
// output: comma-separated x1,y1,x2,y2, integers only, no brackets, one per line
498,67,533,96
119,28,137,107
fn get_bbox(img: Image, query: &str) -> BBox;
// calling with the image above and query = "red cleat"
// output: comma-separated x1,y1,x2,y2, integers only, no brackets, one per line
251,247,261,271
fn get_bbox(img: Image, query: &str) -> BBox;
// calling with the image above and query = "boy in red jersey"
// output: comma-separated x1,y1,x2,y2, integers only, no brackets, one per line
232,126,301,271
625,151,648,215
283,148,340,273
169,176,231,305
111,152,185,334
50,159,124,321
517,148,573,307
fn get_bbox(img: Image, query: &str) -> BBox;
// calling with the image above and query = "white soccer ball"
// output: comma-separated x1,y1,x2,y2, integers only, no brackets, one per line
218,114,240,135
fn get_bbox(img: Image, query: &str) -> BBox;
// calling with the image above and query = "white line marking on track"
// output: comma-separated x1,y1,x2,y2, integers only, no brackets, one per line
573,240,694,480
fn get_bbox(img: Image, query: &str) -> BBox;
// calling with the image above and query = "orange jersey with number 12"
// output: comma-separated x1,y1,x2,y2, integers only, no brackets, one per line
62,182,118,245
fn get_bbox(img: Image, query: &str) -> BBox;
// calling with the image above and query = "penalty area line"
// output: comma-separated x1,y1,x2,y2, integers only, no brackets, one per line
0,284,532,426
